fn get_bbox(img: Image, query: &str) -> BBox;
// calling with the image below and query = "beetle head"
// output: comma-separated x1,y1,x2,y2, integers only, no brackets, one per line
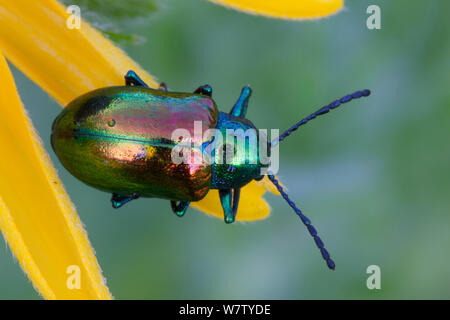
208,112,269,189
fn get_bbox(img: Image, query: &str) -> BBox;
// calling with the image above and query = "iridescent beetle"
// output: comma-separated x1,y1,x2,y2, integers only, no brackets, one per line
51,70,371,270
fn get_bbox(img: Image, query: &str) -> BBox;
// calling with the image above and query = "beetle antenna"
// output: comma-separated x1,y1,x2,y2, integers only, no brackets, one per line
267,174,335,270
272,89,371,146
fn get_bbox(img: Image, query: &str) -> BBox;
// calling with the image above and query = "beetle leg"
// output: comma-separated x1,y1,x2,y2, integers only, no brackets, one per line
158,82,168,92
194,84,212,97
171,201,190,217
230,86,252,118
111,193,140,208
219,188,241,224
124,70,149,87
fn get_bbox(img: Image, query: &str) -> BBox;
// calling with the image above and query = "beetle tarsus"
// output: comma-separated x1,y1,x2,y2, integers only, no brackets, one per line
124,70,149,87
111,193,140,208
219,189,240,224
171,201,190,217
158,82,168,92
194,84,212,97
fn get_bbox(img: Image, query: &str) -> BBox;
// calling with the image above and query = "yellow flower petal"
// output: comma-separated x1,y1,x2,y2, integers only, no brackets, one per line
0,1,279,300
0,0,159,105
209,0,343,20
255,175,280,195
0,54,111,299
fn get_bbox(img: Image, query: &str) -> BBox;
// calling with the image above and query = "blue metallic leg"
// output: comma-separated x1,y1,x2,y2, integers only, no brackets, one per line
194,84,212,97
111,193,140,209
230,86,252,118
171,201,190,217
219,188,240,224
124,70,149,87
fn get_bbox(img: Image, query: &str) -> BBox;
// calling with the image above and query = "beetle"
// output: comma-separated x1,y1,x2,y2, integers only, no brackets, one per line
51,70,371,270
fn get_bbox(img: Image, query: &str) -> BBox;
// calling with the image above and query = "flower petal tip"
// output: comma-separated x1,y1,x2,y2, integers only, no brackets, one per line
208,0,344,20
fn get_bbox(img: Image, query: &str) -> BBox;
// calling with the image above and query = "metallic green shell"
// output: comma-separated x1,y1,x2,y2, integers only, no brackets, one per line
51,86,219,201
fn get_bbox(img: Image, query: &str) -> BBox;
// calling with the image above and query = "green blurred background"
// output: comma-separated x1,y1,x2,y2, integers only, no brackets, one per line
1,0,449,299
